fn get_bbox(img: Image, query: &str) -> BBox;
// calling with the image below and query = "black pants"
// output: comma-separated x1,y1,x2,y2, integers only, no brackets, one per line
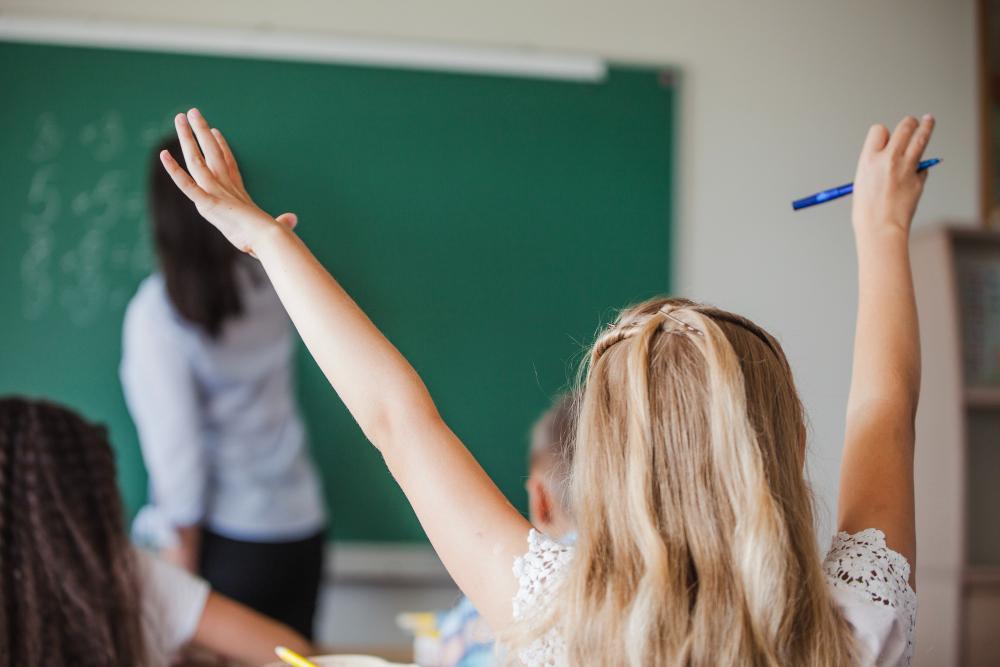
199,529,325,639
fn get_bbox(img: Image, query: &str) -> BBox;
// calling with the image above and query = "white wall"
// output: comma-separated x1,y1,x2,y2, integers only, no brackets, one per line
0,0,980,648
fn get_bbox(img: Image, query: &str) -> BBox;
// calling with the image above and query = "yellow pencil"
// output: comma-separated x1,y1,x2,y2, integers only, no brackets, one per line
275,646,318,667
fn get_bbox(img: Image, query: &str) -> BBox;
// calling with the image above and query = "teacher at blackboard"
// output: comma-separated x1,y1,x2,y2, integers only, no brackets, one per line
120,138,326,639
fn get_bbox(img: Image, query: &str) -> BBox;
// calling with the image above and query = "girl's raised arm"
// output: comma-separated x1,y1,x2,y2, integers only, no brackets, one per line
160,108,530,628
837,114,935,582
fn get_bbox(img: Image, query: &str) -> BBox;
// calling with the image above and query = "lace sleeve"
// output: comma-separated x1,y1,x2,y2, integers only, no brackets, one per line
823,528,917,665
511,529,573,666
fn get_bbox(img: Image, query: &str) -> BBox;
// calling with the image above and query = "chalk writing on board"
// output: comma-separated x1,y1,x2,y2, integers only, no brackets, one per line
139,114,179,148
129,194,154,273
22,164,61,226
20,112,157,325
21,233,54,321
20,165,60,319
71,170,125,227
80,111,125,163
61,171,127,325
28,112,63,163
61,228,108,326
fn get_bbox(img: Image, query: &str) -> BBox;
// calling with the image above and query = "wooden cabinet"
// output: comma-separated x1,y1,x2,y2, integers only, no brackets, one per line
912,226,1000,666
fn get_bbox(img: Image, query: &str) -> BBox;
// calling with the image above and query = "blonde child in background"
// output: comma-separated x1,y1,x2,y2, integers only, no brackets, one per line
437,392,578,667
523,392,577,545
162,108,933,665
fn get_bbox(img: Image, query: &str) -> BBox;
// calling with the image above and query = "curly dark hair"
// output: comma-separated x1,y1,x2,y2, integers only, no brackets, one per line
0,397,147,666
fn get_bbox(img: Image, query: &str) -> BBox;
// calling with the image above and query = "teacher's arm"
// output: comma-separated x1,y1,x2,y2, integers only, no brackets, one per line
121,297,207,572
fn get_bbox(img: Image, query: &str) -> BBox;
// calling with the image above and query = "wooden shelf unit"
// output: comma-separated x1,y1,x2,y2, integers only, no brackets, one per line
912,225,1000,667
964,566,1000,586
966,386,1000,408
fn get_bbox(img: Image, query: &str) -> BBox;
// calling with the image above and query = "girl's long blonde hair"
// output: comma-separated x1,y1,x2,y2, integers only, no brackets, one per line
513,297,854,666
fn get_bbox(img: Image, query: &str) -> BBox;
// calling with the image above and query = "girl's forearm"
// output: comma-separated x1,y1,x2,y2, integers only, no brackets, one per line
848,230,921,417
194,592,314,665
255,224,437,449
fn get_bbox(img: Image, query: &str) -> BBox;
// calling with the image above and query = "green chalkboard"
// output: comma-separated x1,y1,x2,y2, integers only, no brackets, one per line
0,41,673,542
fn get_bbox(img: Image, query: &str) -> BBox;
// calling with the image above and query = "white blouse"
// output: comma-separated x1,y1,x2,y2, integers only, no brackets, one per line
121,268,325,546
512,528,917,666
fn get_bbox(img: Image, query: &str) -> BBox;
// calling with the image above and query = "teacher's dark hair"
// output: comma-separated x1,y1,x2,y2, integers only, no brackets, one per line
0,397,147,666
150,136,243,338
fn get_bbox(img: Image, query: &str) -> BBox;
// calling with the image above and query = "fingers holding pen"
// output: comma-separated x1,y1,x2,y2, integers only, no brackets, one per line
862,123,890,155
887,116,919,159
904,114,935,165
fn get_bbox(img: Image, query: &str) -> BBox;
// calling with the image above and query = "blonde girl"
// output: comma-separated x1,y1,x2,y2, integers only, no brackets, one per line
161,108,933,666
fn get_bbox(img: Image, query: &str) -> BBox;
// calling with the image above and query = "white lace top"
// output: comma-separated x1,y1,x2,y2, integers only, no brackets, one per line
512,528,917,666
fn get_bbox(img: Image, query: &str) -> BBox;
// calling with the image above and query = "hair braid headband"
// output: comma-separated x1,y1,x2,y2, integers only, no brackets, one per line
605,305,704,336
594,302,785,370
593,305,704,363
659,308,705,337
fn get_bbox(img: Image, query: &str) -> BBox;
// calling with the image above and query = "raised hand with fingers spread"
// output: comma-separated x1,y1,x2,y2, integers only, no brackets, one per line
159,108,296,255
159,107,533,632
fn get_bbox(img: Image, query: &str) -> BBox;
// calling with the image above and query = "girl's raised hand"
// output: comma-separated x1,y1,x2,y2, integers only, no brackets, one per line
839,115,934,574
851,114,935,240
160,108,296,255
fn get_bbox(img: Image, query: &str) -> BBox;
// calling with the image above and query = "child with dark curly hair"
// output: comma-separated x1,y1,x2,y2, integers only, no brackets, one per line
0,396,313,667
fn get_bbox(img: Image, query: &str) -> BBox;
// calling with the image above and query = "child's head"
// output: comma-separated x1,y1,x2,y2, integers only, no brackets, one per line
525,393,577,540
548,297,852,664
0,397,146,666
149,137,244,338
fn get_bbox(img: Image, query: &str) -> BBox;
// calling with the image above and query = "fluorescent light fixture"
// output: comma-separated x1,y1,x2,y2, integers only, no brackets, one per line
0,15,607,82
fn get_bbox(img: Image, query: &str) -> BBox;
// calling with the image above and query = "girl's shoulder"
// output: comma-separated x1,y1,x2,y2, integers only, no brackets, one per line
512,529,574,618
512,530,573,666
511,528,918,666
823,528,917,666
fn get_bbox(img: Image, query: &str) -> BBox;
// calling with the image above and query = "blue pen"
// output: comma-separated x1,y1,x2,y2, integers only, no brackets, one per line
792,158,940,211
